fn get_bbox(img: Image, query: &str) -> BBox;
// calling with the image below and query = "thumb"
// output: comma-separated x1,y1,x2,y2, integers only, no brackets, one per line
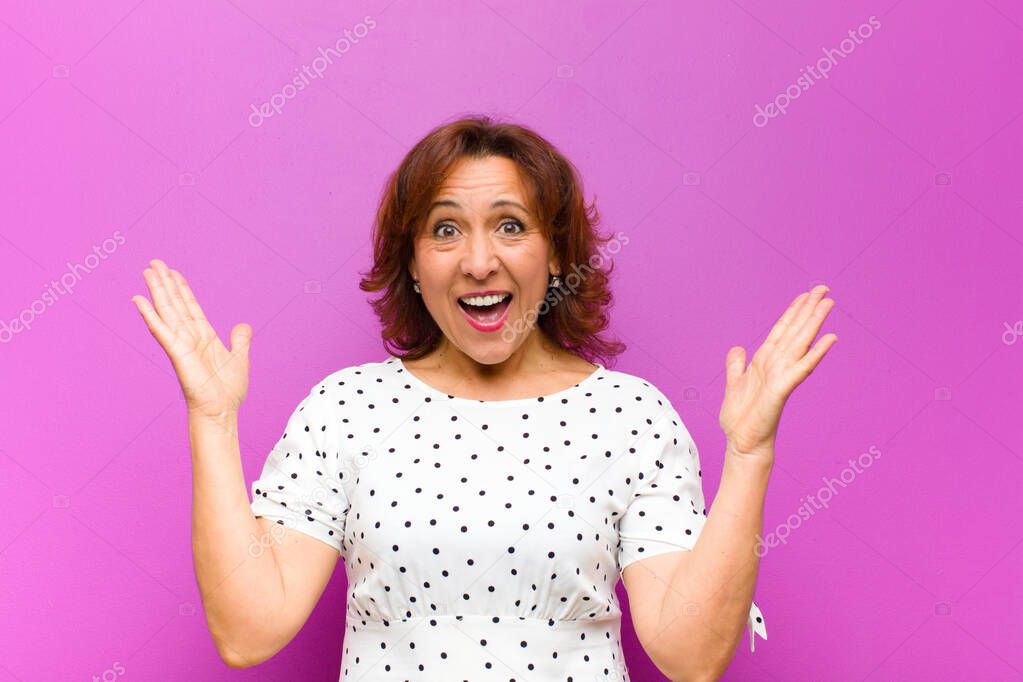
725,346,746,386
230,322,252,357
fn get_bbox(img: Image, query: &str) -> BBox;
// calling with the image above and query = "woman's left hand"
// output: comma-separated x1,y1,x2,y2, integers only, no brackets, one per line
718,285,838,463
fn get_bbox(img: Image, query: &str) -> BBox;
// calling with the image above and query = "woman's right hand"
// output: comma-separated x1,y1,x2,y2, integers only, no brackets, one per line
131,258,252,421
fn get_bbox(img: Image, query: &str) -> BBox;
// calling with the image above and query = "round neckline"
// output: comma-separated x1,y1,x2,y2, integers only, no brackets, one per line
391,356,606,406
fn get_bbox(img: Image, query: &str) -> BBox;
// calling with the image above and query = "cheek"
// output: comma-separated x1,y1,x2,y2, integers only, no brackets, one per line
510,246,553,280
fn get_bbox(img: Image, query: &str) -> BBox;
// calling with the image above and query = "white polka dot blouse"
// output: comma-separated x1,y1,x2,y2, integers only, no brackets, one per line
250,356,767,680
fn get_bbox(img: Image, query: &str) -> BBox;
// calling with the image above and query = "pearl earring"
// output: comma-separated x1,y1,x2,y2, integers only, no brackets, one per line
413,280,421,294
549,275,561,289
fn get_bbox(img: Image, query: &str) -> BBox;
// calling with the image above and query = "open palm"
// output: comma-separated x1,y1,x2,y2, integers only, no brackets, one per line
719,285,837,460
131,259,252,420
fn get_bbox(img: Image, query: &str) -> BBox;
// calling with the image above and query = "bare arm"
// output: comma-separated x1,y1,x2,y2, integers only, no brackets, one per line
190,411,340,667
625,451,770,681
132,258,340,667
626,285,837,680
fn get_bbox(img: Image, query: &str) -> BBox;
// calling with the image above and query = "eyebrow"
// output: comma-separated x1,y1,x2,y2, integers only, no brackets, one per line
428,199,530,213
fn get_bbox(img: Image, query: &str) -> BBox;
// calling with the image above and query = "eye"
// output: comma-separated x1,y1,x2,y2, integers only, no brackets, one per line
499,219,525,235
432,222,459,238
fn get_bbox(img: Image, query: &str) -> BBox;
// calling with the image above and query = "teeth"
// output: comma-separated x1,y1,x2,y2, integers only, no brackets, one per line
459,293,510,307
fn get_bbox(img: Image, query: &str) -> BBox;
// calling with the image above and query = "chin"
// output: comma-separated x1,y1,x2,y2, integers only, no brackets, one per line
447,329,521,366
460,344,515,366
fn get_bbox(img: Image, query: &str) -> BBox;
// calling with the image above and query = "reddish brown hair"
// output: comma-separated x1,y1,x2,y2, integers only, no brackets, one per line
358,115,626,366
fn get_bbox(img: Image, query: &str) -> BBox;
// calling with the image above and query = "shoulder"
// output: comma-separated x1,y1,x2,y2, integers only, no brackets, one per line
598,366,695,446
307,356,396,393
597,366,677,416
287,358,398,456
294,356,398,412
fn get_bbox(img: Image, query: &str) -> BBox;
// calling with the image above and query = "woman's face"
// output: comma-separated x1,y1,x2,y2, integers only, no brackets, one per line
409,155,559,364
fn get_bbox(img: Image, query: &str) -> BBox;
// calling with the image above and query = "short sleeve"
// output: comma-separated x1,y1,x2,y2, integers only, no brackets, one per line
250,383,348,553
617,407,768,652
617,409,707,570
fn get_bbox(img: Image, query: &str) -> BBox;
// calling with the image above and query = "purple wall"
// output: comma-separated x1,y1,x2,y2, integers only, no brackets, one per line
1,1,1021,680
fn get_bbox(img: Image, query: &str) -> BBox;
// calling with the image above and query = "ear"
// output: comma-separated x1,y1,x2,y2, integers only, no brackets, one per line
408,257,417,281
548,251,560,278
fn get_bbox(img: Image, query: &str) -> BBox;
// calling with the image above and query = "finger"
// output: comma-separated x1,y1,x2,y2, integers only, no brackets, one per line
131,294,174,349
170,269,209,324
144,265,183,330
230,322,252,357
779,285,828,348
791,297,835,355
763,292,809,347
151,259,192,324
794,332,837,380
725,346,746,386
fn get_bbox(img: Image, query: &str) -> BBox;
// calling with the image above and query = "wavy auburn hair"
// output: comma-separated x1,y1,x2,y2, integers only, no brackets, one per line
358,115,626,367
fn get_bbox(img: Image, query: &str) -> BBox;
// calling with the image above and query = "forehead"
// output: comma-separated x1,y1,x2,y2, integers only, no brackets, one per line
434,155,530,203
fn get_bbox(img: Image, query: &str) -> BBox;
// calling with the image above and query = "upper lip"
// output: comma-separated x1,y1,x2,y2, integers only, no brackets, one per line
457,290,512,299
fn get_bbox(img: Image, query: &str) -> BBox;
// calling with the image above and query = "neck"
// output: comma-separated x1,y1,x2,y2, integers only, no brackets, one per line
423,329,565,382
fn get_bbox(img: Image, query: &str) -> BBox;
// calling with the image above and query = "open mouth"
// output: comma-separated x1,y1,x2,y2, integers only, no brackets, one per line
457,293,513,331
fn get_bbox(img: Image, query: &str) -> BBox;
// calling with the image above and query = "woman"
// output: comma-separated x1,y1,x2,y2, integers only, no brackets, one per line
131,116,836,681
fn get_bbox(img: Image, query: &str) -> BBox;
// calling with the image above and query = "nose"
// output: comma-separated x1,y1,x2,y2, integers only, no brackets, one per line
459,230,500,281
